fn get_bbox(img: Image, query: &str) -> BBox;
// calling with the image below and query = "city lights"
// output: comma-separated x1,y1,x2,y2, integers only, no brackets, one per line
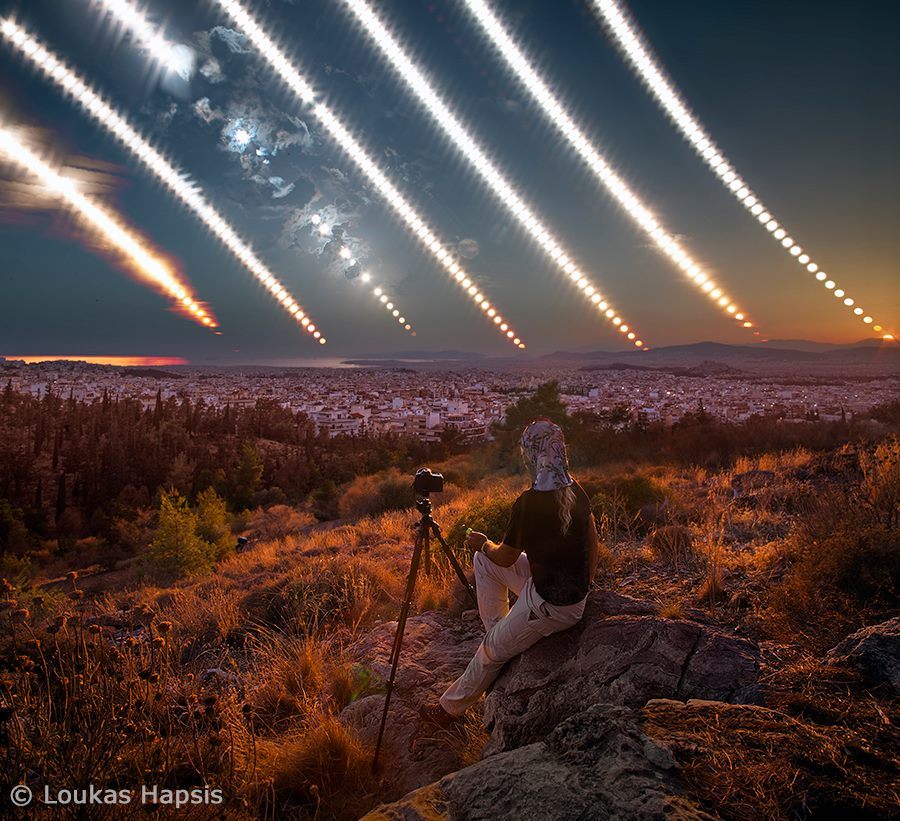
461,0,753,336
213,0,524,349
0,18,325,343
343,0,646,346
591,0,887,335
0,127,216,329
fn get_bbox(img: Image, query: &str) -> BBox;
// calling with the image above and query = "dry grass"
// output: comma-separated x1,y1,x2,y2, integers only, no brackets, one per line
5,441,895,819
0,581,259,817
257,714,380,820
647,525,695,569
643,695,898,819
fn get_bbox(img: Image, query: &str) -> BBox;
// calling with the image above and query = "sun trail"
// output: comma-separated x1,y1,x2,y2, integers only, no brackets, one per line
0,18,326,343
310,212,415,335
211,0,524,349
342,0,646,348
0,127,216,329
89,0,184,73
461,0,756,337
591,0,889,337
363,274,415,336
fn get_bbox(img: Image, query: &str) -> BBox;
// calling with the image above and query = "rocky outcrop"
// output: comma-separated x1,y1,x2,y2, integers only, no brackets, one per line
826,615,900,694
341,610,484,794
363,703,715,821
367,696,898,821
343,591,759,794
484,591,760,754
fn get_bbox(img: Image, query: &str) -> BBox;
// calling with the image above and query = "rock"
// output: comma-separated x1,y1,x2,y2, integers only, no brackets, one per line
362,703,715,821
341,610,483,794
484,591,759,754
826,616,900,694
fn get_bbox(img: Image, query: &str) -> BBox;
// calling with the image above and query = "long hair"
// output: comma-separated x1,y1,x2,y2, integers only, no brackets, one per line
554,485,577,534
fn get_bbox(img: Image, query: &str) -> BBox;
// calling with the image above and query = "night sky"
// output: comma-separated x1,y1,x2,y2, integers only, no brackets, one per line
1,0,897,361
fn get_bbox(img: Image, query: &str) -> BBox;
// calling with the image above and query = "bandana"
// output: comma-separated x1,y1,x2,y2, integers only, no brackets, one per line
520,419,573,492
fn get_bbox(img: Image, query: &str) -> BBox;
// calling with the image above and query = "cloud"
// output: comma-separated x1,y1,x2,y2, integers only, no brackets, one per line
199,57,226,85
456,238,480,259
192,97,221,124
208,26,253,55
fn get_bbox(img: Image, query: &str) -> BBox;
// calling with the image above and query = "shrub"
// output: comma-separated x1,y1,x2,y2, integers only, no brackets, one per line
590,475,666,534
195,487,233,560
260,715,377,820
648,525,695,568
249,504,315,541
245,555,403,631
860,435,900,529
765,487,900,647
147,491,216,579
445,488,518,552
338,469,411,519
775,524,898,610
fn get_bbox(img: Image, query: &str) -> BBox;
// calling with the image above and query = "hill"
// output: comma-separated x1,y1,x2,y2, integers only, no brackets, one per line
1,431,897,819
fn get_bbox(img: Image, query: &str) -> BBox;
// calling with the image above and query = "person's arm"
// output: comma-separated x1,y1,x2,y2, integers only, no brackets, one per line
464,531,522,567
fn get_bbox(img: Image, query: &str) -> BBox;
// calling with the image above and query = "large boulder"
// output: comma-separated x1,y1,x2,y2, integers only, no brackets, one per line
341,610,484,794
366,698,897,820
484,591,760,754
362,703,715,821
826,615,900,694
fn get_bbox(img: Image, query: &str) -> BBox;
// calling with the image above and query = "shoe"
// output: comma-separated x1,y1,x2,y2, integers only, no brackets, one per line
418,702,462,729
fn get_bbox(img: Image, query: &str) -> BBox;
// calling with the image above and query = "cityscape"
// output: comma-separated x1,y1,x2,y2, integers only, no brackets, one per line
3,355,896,443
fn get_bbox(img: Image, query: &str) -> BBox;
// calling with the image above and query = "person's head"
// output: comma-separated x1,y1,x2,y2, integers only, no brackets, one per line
520,419,576,533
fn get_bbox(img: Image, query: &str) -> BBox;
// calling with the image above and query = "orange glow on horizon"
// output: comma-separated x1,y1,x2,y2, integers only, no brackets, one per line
3,356,189,366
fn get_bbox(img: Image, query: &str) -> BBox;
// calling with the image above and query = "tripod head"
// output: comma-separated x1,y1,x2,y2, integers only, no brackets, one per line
414,494,434,519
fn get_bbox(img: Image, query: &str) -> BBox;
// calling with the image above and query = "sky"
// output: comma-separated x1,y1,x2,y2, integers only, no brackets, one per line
0,0,897,361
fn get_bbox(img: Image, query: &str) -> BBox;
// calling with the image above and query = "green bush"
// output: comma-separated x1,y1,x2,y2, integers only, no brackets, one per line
445,489,518,552
195,487,233,560
147,491,217,579
590,476,666,535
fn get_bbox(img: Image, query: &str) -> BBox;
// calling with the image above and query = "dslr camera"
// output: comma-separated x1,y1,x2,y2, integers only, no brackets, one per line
413,467,444,496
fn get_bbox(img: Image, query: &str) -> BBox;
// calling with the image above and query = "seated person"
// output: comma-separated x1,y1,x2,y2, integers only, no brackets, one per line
421,418,598,724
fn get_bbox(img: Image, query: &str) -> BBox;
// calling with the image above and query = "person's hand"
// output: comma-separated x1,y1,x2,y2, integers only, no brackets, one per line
465,530,488,553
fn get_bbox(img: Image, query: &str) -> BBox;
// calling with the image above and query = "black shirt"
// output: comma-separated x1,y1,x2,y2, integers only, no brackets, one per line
502,480,596,606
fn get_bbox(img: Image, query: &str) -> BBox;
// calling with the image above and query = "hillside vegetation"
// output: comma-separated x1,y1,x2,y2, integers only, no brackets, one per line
0,384,897,818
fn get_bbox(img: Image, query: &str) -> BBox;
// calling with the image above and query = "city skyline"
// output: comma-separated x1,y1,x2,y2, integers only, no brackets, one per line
1,0,898,361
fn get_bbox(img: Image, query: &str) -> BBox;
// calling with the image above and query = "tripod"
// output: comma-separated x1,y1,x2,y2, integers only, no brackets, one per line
372,494,477,770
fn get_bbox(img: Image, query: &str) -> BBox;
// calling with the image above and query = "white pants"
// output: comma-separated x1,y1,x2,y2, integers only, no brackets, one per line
440,551,586,715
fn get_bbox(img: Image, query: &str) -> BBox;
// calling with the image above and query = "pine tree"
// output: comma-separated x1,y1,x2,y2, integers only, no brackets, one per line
147,491,213,578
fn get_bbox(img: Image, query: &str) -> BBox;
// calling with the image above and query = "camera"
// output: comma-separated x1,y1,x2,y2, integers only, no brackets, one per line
413,467,444,495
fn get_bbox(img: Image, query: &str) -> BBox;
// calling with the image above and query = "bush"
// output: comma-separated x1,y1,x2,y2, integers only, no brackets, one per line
248,505,316,541
648,525,695,568
147,491,216,579
860,435,900,529
778,524,899,608
245,555,403,631
338,469,412,519
445,488,518,551
766,488,900,647
590,475,666,534
260,715,377,819
195,487,233,560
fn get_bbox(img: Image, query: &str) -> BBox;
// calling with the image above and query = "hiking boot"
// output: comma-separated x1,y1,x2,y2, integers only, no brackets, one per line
418,702,462,729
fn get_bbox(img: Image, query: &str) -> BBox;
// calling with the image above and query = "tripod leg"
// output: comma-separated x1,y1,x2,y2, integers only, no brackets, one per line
431,521,478,608
423,527,432,577
373,522,426,771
